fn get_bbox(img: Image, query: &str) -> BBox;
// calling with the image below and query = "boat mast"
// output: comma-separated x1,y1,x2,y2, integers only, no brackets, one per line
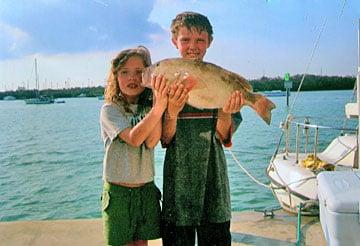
357,18,360,168
35,58,39,97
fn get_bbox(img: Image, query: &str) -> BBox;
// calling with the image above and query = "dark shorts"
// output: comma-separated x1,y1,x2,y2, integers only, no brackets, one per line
102,181,161,245
162,220,231,246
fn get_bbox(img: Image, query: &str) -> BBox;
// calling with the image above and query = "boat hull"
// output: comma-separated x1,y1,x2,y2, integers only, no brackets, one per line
25,98,54,104
266,134,358,216
266,152,319,215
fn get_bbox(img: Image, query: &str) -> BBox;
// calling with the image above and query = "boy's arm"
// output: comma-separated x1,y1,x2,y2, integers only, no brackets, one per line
216,91,243,146
161,84,189,146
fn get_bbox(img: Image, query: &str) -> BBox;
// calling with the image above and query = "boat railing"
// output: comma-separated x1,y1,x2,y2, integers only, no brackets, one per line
280,115,358,165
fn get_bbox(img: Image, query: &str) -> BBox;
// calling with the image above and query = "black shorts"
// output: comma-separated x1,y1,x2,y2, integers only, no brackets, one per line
162,220,231,246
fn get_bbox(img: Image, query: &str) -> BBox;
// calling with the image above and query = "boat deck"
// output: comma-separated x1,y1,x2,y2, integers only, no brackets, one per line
0,210,325,245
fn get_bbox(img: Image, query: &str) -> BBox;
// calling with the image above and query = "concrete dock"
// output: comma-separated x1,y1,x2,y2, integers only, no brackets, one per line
0,210,325,245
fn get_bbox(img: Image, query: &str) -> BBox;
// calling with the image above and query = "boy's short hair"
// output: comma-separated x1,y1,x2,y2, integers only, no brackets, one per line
171,11,213,41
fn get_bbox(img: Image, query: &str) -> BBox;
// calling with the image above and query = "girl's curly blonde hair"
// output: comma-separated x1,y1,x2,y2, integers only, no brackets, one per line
104,46,152,112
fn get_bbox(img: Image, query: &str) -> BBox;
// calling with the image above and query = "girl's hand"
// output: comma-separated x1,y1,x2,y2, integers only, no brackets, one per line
221,90,244,114
151,74,168,111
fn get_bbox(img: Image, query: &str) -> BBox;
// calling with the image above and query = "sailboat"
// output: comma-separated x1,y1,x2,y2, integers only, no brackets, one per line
25,58,54,105
266,20,359,216
315,18,360,245
266,112,358,215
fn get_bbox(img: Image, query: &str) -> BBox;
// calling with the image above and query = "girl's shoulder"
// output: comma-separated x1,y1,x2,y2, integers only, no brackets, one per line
101,102,115,109
101,102,127,116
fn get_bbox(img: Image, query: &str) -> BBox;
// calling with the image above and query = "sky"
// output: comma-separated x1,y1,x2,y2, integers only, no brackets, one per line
0,0,359,91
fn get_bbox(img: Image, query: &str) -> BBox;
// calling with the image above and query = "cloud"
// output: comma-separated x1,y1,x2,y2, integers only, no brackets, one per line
0,50,117,90
0,0,165,59
0,0,358,91
0,21,30,56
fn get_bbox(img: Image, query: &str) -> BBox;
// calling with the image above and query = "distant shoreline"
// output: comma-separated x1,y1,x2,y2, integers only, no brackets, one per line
0,74,355,100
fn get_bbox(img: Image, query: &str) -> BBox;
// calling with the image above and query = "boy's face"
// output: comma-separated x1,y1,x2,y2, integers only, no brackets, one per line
172,27,211,60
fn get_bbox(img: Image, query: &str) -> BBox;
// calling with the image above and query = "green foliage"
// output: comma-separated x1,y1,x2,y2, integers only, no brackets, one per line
0,86,105,100
250,74,355,92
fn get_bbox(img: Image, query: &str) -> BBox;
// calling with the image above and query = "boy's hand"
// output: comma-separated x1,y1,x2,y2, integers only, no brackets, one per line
216,91,243,143
221,90,244,114
166,83,189,119
151,74,169,112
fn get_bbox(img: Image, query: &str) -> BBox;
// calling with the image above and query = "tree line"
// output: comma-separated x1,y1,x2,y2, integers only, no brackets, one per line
0,86,104,100
250,74,355,92
0,75,356,100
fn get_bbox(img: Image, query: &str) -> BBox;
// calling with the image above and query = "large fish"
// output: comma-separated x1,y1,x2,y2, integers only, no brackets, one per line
142,58,276,125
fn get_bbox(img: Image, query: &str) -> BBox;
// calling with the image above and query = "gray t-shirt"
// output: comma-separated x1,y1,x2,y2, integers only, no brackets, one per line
100,102,154,184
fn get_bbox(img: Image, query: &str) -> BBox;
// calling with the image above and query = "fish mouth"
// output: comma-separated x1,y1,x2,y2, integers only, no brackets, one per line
141,68,152,87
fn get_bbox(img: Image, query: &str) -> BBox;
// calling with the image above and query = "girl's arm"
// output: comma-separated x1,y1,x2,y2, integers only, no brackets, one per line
145,120,162,149
119,75,168,147
145,86,164,148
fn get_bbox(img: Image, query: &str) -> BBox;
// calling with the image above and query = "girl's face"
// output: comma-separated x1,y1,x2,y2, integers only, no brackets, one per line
117,56,145,103
172,26,211,60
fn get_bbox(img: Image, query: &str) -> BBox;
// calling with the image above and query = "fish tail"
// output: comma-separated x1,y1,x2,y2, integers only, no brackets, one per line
251,94,276,125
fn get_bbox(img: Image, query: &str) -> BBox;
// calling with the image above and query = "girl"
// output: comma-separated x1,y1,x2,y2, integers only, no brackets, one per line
100,46,168,246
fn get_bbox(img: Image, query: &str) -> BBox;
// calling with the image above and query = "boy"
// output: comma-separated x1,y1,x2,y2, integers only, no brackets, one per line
161,11,244,245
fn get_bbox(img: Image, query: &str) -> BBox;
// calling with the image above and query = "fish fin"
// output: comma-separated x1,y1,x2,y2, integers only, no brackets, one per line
251,94,276,125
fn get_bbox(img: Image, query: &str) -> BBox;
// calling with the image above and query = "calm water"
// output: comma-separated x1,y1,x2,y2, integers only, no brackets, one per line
0,90,356,221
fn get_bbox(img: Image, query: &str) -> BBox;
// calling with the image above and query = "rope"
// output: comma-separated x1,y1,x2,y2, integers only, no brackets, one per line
288,18,327,117
338,0,347,20
287,0,347,117
270,18,328,172
228,0,349,211
227,149,271,189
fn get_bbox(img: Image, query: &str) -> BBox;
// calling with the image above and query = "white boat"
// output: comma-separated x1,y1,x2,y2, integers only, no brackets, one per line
266,20,360,217
266,116,358,215
54,99,66,103
77,93,87,98
315,19,360,245
25,96,54,104
3,95,16,101
262,90,288,97
25,59,54,105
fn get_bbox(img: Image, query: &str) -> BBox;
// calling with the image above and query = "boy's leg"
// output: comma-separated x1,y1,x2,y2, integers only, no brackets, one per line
197,221,231,246
162,222,196,246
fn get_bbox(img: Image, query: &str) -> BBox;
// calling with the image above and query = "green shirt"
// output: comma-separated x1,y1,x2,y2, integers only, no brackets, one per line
162,105,242,226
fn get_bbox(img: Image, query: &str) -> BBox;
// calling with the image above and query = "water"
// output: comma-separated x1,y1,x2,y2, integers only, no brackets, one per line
0,90,356,221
